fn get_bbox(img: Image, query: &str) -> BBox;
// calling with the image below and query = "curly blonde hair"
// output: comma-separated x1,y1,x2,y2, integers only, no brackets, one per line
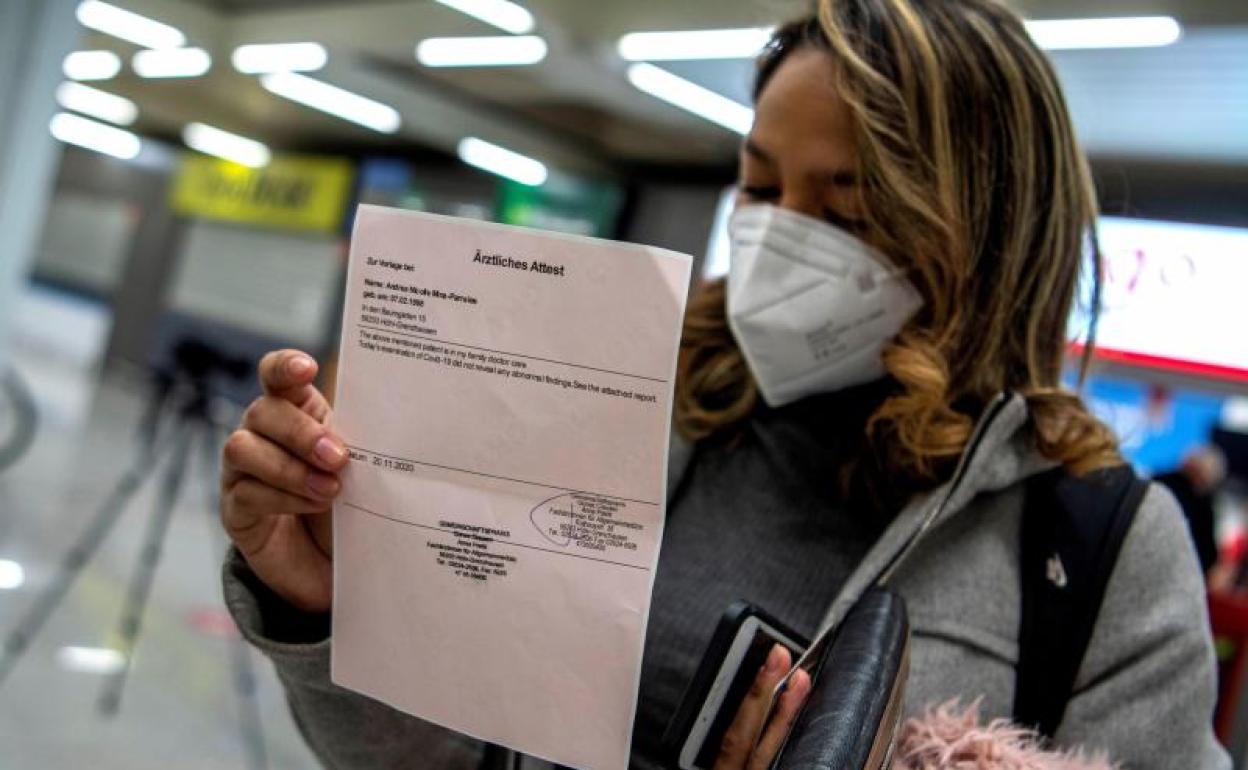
675,0,1119,508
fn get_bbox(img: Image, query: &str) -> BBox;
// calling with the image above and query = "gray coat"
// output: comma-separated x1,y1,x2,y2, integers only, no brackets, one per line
223,394,1230,768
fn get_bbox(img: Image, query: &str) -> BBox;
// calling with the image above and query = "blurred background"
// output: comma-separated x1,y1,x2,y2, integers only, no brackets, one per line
0,0,1245,767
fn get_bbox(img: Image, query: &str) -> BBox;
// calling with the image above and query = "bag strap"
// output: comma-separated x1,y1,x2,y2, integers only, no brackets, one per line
1013,464,1149,739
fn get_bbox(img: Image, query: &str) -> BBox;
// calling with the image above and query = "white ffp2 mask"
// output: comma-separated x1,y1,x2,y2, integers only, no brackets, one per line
727,204,923,407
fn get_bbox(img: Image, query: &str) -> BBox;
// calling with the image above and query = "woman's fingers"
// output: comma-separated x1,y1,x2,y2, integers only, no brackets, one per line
714,645,793,770
242,395,348,473
748,668,811,770
257,349,331,419
222,478,331,542
221,478,334,612
216,349,339,614
259,349,316,394
222,428,341,502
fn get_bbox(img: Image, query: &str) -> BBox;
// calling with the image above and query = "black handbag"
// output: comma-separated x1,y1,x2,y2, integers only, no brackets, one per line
773,587,910,770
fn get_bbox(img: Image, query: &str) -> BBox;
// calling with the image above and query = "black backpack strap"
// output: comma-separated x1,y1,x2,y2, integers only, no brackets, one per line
1013,464,1150,739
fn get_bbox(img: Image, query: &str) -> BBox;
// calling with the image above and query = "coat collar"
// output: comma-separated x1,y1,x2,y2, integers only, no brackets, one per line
810,392,1055,638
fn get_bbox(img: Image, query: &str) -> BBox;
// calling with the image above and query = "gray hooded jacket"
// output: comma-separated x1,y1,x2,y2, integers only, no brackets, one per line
223,393,1230,769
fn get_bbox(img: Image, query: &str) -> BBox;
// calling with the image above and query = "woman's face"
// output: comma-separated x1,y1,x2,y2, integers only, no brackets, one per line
738,47,867,235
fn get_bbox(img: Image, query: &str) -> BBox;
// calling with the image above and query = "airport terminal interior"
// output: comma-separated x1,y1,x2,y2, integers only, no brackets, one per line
0,0,1246,768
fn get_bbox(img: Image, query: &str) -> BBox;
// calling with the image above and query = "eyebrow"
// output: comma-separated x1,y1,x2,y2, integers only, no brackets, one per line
743,137,860,187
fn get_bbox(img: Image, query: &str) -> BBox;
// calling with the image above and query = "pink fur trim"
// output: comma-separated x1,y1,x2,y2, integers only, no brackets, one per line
895,700,1116,770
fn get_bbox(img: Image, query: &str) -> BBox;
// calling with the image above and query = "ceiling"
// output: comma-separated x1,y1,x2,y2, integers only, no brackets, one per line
71,0,1248,180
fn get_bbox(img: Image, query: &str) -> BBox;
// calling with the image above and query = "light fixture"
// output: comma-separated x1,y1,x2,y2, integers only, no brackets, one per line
232,42,328,74
430,0,534,35
49,112,142,160
1025,16,1182,50
626,63,753,135
132,47,212,78
457,137,547,186
617,28,773,61
62,50,122,81
182,122,271,168
55,81,137,126
75,0,185,50
56,645,126,675
0,560,24,591
260,72,401,134
416,35,547,67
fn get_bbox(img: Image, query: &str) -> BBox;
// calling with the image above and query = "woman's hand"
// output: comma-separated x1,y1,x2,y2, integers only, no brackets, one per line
220,350,347,613
713,645,811,770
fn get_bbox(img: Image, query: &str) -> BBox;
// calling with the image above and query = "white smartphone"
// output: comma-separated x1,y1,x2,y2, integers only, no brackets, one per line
662,602,808,770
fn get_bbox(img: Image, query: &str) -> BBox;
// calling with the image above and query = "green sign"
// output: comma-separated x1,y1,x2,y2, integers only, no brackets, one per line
496,178,623,238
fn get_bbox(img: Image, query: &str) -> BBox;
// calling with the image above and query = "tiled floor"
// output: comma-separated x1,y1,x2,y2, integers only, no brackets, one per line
0,345,321,769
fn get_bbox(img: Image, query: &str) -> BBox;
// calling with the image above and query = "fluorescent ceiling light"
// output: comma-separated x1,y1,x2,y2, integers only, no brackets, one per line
232,42,328,74
133,47,211,78
1025,16,1182,50
458,137,547,186
260,72,401,134
56,81,137,126
0,559,24,591
183,122,271,168
416,35,548,67
56,646,126,675
49,112,141,160
63,50,122,81
618,28,773,61
626,63,753,135
431,0,534,35
75,0,185,49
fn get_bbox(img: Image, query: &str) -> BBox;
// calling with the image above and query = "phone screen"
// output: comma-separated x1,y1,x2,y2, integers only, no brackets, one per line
683,618,805,769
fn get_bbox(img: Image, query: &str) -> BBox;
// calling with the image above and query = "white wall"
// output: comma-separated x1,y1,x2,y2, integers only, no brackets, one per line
33,193,138,294
167,220,343,350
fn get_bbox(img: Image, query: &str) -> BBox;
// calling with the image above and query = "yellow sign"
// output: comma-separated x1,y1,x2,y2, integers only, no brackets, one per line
171,155,355,233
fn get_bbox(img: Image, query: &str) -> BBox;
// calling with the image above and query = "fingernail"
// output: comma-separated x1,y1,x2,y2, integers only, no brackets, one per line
307,473,339,497
288,355,313,376
315,436,346,464
790,670,811,697
794,671,811,694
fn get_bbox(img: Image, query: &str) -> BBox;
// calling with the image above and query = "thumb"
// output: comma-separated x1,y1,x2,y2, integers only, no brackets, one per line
258,349,319,402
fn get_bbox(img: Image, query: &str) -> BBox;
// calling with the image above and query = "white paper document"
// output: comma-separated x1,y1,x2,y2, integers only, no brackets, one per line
331,205,693,770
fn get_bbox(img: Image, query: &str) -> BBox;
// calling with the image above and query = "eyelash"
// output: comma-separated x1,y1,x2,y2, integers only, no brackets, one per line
739,185,867,233
825,210,868,234
740,185,780,201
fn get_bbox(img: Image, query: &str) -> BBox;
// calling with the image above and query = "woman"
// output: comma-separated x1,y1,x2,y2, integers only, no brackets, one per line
219,1,1227,768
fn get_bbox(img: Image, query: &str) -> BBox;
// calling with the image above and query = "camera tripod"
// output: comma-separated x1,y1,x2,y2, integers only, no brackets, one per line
0,352,268,770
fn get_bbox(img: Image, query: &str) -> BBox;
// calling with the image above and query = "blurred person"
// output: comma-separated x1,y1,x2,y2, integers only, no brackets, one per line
1155,446,1228,579
217,1,1227,768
